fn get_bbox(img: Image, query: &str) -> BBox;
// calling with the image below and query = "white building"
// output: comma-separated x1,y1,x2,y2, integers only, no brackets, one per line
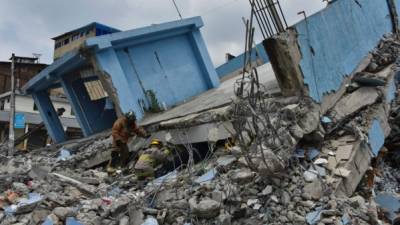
0,91,80,149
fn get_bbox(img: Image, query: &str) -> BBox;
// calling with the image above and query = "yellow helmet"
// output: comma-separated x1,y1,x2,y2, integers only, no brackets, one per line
151,138,162,146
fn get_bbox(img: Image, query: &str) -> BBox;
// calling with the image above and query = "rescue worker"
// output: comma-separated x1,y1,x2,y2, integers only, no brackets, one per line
108,111,149,174
134,138,172,180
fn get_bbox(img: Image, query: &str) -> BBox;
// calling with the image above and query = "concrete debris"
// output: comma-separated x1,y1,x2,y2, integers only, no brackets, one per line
0,35,399,225
333,87,380,120
189,197,220,219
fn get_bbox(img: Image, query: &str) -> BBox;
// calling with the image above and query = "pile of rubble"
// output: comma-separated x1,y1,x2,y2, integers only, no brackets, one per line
0,38,399,225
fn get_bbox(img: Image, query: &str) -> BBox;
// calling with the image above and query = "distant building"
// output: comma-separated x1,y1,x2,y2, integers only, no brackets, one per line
0,91,80,150
52,22,120,60
0,57,47,94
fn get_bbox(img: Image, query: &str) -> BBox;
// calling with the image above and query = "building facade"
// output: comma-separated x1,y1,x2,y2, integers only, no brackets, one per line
0,57,47,94
0,92,80,150
52,22,120,60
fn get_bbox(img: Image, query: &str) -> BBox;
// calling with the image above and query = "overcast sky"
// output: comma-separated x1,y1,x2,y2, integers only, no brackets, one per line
0,0,326,66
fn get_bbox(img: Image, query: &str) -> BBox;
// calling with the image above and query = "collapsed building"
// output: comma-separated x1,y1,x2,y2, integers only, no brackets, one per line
1,0,400,224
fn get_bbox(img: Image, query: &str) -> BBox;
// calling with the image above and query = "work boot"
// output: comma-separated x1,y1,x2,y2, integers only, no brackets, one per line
120,146,130,168
107,151,121,175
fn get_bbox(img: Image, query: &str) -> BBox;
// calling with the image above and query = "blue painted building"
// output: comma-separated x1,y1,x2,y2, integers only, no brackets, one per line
216,43,269,79
24,17,219,143
292,0,395,102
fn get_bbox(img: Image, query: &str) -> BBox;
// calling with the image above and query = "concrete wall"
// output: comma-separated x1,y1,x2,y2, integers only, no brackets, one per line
216,43,269,79
265,0,396,102
297,0,393,102
115,34,210,110
89,17,219,120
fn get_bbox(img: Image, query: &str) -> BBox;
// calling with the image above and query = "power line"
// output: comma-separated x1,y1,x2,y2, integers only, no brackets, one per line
171,0,183,20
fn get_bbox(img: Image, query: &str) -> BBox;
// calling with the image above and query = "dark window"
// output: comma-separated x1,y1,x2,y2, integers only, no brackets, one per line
64,38,70,45
72,34,80,41
0,101,4,110
6,98,10,103
55,42,62,49
70,108,75,116
33,103,38,111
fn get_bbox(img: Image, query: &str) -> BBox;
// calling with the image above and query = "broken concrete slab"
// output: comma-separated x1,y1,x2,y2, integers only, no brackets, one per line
333,87,380,120
335,145,353,162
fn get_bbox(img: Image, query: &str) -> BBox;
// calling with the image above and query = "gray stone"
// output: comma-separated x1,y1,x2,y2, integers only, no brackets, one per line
304,169,318,182
217,213,232,225
12,182,29,194
303,180,323,200
212,191,224,203
281,191,291,206
119,216,129,225
230,169,254,184
349,195,366,209
300,200,315,208
261,185,273,196
270,195,279,203
53,207,75,220
217,155,237,167
189,197,220,219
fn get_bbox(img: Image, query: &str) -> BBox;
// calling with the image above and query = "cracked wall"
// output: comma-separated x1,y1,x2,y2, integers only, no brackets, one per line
265,0,397,103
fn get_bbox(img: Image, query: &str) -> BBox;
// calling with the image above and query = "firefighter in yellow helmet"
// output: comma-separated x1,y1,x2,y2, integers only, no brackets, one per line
134,138,172,180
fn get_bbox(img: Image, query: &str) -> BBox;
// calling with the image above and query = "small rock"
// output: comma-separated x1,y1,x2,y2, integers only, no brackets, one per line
189,197,220,219
230,169,255,184
270,195,279,203
247,199,259,206
281,191,291,206
304,170,318,182
218,212,232,225
261,185,273,196
119,216,129,225
334,168,351,178
12,182,29,194
300,200,315,208
53,207,75,220
303,180,323,200
253,204,262,210
349,195,366,209
314,158,328,165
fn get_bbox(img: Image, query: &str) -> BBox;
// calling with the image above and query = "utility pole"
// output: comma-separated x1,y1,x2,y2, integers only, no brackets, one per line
8,53,15,156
